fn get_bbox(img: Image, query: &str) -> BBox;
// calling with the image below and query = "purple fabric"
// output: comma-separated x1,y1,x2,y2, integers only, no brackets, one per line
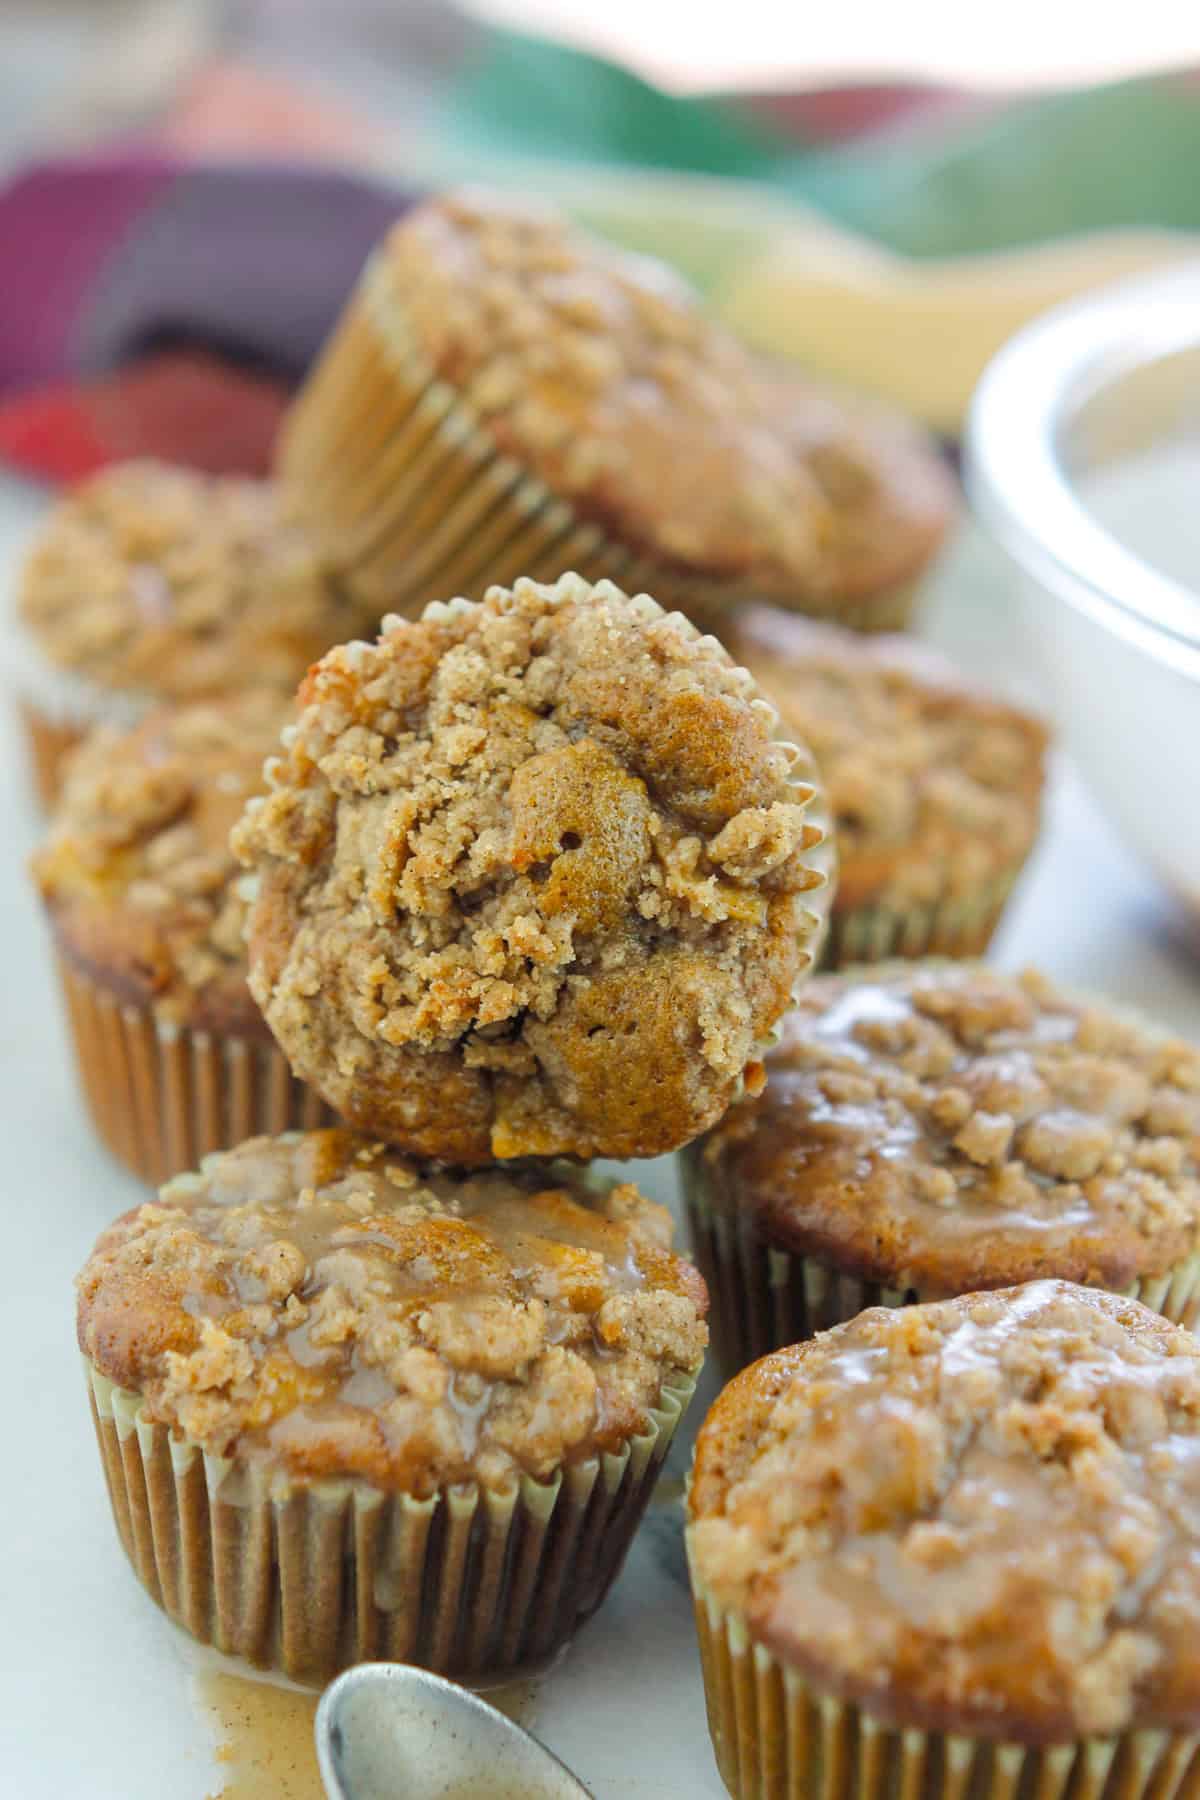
0,155,418,396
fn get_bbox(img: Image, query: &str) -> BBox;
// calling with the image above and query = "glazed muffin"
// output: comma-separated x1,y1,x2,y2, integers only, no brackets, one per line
78,1129,708,1683
11,460,369,804
32,691,332,1183
683,963,1200,1370
277,189,953,628
232,573,830,1163
723,607,1048,966
688,1281,1200,1800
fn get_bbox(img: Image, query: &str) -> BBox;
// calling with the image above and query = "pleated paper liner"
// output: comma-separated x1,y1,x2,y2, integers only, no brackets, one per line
57,954,333,1186
681,1147,1200,1376
687,1555,1200,1800
20,703,86,809
819,866,1023,972
277,255,920,632
84,1358,698,1687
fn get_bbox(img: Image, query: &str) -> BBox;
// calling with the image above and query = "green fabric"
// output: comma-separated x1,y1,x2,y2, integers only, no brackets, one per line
437,32,1200,259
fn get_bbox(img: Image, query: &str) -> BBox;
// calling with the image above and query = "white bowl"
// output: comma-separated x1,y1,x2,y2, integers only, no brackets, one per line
966,270,1200,926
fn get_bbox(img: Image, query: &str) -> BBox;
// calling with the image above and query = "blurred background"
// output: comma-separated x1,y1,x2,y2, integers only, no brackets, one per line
4,0,1200,474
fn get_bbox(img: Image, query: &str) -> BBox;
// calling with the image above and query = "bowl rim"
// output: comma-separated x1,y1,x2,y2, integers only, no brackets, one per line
965,265,1200,682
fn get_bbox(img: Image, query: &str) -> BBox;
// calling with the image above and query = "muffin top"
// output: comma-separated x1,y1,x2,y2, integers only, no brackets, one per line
233,573,827,1163
689,1281,1200,1741
16,461,366,703
697,964,1200,1296
376,191,953,606
33,691,287,1032
78,1129,708,1492
724,608,1047,907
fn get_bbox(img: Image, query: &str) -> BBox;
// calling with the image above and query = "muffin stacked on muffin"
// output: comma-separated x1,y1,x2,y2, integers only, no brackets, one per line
233,573,831,1161
11,460,372,804
685,961,1200,1370
70,571,833,1682
278,189,953,630
32,691,333,1182
723,607,1048,965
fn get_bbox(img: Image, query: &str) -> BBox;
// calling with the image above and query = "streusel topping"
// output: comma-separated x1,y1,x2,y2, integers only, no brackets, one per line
699,965,1200,1295
17,461,367,696
78,1130,708,1491
233,574,826,1163
689,1283,1200,1740
33,691,287,1030
725,608,1046,905
368,191,952,603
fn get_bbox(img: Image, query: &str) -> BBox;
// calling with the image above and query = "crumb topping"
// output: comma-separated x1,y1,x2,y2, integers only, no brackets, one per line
698,972,1200,1296
33,692,287,1029
371,191,952,602
77,1129,708,1491
17,461,369,695
699,965,1200,1295
689,1283,1200,1740
233,574,826,1162
725,608,1047,905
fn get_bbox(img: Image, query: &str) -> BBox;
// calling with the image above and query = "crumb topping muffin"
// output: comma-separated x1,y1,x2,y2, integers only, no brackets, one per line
375,191,953,608
689,1282,1200,1741
33,691,287,1033
78,1129,708,1492
233,573,827,1163
724,607,1047,912
701,964,1200,1297
16,461,363,704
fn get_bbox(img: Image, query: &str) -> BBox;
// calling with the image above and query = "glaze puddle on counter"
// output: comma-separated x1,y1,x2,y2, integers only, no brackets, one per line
191,1652,539,1799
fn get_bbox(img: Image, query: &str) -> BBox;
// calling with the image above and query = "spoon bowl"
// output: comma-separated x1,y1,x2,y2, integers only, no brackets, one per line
315,1663,593,1800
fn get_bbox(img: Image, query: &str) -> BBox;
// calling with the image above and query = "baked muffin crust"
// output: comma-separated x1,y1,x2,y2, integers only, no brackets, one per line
378,191,953,607
724,608,1047,910
698,964,1200,1296
33,692,286,1032
233,573,827,1162
17,461,365,700
77,1129,708,1492
689,1282,1200,1741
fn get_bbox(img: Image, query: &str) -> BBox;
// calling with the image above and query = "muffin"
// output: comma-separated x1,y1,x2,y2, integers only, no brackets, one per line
232,572,830,1163
10,460,369,805
32,691,333,1183
683,963,1200,1371
723,607,1048,967
277,189,953,629
77,1129,708,1683
687,1281,1200,1800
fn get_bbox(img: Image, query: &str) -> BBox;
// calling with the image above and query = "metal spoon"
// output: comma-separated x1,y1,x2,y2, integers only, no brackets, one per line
315,1663,594,1800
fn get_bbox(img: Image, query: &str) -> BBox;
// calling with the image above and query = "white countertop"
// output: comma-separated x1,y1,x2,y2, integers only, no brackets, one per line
2,475,1197,1798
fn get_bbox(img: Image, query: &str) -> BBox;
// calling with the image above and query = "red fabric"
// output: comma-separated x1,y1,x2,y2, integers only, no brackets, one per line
0,352,290,486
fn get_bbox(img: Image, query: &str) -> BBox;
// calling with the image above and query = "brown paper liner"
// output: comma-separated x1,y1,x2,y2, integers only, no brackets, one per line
681,1147,1200,1375
278,259,921,631
687,1558,1200,1800
57,955,333,1185
85,1359,697,1686
819,866,1024,972
19,703,86,809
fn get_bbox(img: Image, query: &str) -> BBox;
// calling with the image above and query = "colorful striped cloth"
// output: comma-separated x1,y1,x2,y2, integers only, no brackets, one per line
2,18,1199,482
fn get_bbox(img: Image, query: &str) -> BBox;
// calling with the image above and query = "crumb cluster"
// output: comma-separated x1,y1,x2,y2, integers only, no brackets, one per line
34,692,288,1029
78,1129,708,1491
700,965,1200,1295
726,608,1047,905
234,574,826,1162
18,461,368,696
690,1282,1200,1740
